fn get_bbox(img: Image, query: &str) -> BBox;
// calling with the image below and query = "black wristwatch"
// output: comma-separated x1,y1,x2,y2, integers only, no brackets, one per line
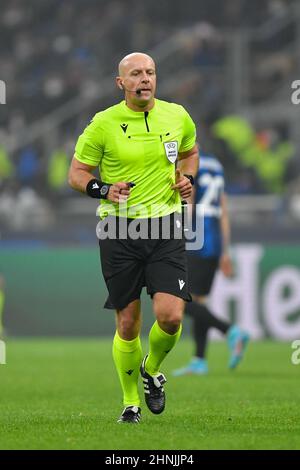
100,184,110,198
86,179,111,199
184,174,194,186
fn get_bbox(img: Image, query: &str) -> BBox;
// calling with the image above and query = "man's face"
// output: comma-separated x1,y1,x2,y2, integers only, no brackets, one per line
117,54,156,109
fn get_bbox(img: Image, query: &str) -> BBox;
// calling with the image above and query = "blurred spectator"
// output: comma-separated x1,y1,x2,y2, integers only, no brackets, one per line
17,146,39,187
212,116,294,193
0,146,14,186
47,149,69,193
0,0,299,205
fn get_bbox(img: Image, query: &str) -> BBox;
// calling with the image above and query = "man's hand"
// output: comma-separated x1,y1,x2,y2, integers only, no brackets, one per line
171,169,193,199
219,253,233,277
107,182,132,203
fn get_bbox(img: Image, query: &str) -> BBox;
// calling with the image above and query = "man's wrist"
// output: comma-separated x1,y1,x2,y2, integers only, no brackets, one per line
86,179,111,199
184,174,194,185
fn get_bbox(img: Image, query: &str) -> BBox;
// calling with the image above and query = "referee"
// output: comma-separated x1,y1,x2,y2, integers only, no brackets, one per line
69,52,198,423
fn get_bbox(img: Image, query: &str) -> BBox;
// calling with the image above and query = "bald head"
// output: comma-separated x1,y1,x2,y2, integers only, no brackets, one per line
116,52,156,111
118,52,155,76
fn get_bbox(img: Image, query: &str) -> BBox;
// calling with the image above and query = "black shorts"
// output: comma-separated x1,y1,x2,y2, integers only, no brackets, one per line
99,214,191,310
187,255,219,296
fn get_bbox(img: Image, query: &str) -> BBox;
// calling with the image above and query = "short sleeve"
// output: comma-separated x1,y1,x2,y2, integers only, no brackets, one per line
179,108,196,153
74,115,104,166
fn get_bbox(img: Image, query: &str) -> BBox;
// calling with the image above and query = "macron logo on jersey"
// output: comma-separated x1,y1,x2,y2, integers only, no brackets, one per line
178,279,185,290
120,123,128,134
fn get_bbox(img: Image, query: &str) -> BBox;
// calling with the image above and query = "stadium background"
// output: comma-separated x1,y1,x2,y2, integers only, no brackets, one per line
1,0,300,452
1,0,299,339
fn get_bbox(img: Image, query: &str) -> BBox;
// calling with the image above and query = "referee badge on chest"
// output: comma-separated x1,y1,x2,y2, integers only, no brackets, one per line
164,141,178,163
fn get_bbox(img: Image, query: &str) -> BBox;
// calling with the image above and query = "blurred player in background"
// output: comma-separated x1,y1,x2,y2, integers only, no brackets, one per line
173,152,249,376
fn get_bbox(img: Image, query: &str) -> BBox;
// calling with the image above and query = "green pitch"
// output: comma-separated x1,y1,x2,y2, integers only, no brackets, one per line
0,338,299,450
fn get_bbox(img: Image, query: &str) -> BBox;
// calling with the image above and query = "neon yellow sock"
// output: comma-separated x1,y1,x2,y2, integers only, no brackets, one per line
112,331,142,407
146,321,182,375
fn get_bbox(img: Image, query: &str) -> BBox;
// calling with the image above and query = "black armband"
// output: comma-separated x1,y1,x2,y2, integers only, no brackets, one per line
184,174,194,185
86,179,111,199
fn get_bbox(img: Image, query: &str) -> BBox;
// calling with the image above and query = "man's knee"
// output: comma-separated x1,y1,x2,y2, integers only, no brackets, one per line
116,300,141,340
153,293,184,332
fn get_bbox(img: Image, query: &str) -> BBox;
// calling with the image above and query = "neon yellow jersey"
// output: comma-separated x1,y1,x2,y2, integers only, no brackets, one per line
75,99,196,219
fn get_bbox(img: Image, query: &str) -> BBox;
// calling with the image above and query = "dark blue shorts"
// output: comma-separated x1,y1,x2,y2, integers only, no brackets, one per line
187,255,219,296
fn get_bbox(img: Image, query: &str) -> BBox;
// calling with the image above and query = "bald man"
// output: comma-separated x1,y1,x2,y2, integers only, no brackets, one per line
69,52,199,423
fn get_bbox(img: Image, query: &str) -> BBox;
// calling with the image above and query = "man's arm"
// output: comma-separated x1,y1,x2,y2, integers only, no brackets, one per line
68,155,98,193
172,144,199,199
68,155,131,202
177,143,199,177
219,193,233,277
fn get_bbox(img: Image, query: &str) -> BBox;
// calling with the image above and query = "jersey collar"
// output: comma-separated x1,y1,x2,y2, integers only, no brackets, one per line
122,99,157,115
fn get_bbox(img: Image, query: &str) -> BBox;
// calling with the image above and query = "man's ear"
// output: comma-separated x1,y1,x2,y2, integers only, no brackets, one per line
116,77,124,91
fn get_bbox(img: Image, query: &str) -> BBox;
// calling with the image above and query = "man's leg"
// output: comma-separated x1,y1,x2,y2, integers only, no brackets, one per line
174,294,249,374
172,294,231,376
146,293,183,374
187,295,250,369
140,293,183,414
113,300,143,415
187,295,231,358
99,232,145,421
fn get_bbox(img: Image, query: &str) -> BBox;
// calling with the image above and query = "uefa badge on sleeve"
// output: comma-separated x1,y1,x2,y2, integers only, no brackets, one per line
164,141,178,163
